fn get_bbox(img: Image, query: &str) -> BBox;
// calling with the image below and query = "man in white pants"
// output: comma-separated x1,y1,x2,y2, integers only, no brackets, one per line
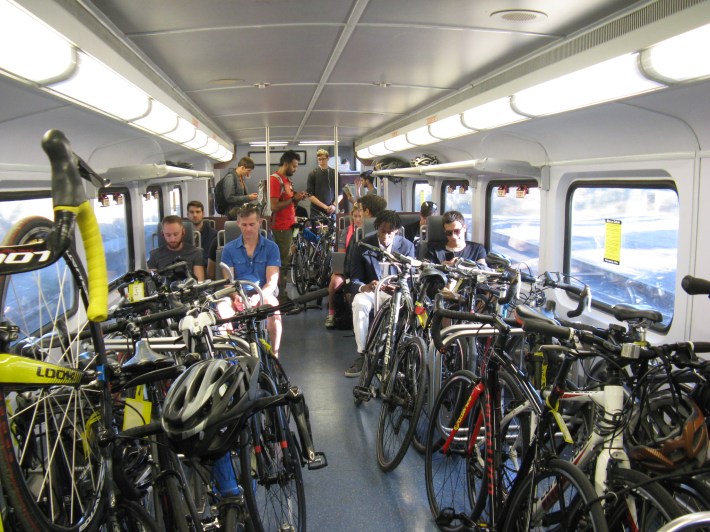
344,210,415,377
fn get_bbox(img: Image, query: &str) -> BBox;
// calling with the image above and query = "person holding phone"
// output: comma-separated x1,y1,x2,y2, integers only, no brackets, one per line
427,210,487,266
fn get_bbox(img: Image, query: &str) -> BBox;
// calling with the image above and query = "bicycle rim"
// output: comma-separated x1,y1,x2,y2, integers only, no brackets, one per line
240,403,306,532
376,336,427,471
606,468,684,531
290,247,308,295
503,458,607,531
0,216,108,531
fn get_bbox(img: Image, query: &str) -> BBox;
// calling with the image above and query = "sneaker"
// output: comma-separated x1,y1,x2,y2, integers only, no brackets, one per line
325,315,335,329
344,354,364,378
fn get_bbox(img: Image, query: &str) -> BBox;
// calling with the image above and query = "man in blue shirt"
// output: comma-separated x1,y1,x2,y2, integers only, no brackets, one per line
220,204,283,356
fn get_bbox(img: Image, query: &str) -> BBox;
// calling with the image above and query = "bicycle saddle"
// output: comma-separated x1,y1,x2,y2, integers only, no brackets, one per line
121,339,174,372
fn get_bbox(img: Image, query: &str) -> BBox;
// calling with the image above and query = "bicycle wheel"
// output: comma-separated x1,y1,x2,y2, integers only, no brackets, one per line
240,397,306,532
503,458,607,531
289,244,308,295
424,370,481,531
353,301,392,406
411,363,431,454
376,336,427,471
0,216,109,531
101,500,160,532
606,467,684,531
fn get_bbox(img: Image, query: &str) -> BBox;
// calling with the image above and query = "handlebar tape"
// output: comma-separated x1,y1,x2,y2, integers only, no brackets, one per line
521,319,574,342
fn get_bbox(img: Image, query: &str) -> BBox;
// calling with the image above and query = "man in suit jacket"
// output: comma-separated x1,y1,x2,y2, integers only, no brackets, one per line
344,210,416,377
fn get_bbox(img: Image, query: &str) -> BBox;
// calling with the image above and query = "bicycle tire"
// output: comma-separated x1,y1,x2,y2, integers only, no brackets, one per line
502,457,608,531
0,216,109,532
354,301,392,406
661,476,710,513
240,391,306,532
411,363,431,454
290,245,309,295
376,336,427,471
606,467,684,531
424,370,481,531
103,499,161,532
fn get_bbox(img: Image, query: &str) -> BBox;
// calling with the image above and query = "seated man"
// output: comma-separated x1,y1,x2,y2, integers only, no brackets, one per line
324,194,387,329
148,215,205,281
220,204,283,357
427,210,487,266
344,210,415,377
187,200,218,264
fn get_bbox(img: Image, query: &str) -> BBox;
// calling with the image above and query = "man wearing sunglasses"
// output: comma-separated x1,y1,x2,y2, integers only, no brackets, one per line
427,210,487,266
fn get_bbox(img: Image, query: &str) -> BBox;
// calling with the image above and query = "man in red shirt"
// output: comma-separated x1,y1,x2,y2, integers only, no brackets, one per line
270,150,308,303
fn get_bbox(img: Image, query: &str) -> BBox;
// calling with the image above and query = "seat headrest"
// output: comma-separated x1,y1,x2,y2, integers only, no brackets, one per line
224,221,242,243
425,215,446,242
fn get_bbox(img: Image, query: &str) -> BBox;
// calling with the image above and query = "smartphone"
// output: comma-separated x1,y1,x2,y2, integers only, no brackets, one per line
444,251,455,261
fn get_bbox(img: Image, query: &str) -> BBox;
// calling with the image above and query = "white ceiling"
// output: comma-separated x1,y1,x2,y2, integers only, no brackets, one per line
83,0,647,145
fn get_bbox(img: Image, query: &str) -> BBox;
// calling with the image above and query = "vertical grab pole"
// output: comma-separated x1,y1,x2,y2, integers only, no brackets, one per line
333,126,339,213
263,126,272,216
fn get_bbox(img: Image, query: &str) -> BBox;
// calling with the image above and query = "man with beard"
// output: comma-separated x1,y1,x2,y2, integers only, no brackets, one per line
147,215,205,281
270,150,308,303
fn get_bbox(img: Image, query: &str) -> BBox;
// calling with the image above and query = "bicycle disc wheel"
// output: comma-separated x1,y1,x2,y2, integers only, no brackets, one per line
240,398,306,532
424,370,481,531
376,336,427,472
0,216,109,531
503,458,607,531
606,468,684,531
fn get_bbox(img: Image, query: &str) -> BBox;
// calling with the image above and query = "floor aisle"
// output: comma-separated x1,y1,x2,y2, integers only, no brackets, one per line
278,303,438,532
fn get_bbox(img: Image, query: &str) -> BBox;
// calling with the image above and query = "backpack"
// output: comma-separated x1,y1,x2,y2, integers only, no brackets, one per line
332,288,353,330
214,172,236,215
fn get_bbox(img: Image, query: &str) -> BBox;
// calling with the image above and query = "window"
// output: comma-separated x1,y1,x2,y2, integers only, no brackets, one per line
94,190,131,281
441,180,472,239
143,187,162,256
487,183,540,274
566,184,679,328
170,185,183,216
413,181,433,211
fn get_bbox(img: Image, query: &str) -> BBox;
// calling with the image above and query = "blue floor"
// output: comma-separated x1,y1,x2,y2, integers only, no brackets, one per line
278,303,438,532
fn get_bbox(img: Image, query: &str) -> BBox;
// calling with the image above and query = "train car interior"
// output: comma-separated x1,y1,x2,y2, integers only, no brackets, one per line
2,0,710,530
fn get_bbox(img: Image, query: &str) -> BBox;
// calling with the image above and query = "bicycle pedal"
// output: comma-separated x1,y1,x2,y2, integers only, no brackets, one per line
353,386,371,401
307,451,328,470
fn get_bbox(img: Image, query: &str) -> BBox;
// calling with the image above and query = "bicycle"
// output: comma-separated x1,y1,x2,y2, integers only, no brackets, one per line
0,129,160,530
425,307,608,531
289,216,335,295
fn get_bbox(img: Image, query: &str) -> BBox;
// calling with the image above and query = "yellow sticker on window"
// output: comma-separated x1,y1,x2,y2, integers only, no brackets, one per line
604,219,621,265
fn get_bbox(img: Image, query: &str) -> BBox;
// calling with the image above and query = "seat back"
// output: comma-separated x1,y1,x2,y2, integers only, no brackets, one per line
419,215,445,259
156,220,200,249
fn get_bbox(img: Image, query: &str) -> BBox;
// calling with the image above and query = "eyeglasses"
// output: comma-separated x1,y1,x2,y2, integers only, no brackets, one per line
445,228,463,237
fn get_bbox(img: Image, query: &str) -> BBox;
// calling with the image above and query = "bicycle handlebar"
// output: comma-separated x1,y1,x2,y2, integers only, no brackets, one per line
682,275,710,296
215,287,330,325
430,308,507,352
357,240,422,268
42,130,108,322
543,272,591,318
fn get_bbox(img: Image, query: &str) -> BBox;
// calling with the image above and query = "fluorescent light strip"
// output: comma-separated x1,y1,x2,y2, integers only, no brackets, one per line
164,117,196,143
356,147,374,159
429,115,474,140
0,0,76,83
183,129,208,150
384,134,414,151
512,53,663,117
368,141,393,156
249,141,288,147
462,97,528,130
406,126,439,146
132,100,178,135
299,140,337,145
198,137,220,156
641,23,710,83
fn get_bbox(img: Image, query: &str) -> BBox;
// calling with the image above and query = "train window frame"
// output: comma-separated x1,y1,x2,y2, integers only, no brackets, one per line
441,179,473,240
94,187,134,283
485,180,540,275
412,180,433,211
564,180,679,331
143,186,163,257
170,185,183,217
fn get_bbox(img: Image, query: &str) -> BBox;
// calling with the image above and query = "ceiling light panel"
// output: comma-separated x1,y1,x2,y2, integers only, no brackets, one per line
384,134,414,152
368,142,393,156
163,117,196,143
641,23,710,83
429,115,474,140
406,126,439,146
462,97,528,130
512,54,663,117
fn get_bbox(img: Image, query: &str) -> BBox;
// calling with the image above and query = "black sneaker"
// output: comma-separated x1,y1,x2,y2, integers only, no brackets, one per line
344,354,364,378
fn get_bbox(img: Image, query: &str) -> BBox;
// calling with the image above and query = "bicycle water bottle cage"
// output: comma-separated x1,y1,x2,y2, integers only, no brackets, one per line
121,339,174,373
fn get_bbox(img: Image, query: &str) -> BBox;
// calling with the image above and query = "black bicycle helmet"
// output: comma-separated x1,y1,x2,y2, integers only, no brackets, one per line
161,357,258,457
374,156,410,171
410,153,439,167
418,266,448,300
626,393,709,473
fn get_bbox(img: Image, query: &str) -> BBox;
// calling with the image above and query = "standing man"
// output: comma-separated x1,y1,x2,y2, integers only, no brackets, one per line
220,204,283,357
307,149,340,217
344,210,415,377
187,200,218,264
223,156,257,210
147,215,205,281
270,150,308,303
